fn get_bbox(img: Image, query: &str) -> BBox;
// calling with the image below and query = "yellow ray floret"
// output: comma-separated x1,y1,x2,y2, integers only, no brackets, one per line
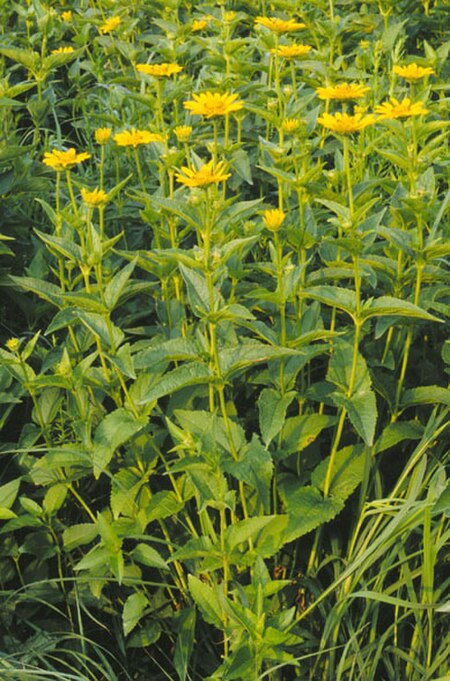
43,148,91,171
255,16,305,33
374,97,429,119
175,160,230,187
317,112,375,134
94,127,112,144
393,63,434,81
316,83,370,100
263,209,285,231
136,63,183,77
51,46,74,54
99,16,121,34
272,44,312,58
113,129,164,147
183,92,244,118
81,187,108,207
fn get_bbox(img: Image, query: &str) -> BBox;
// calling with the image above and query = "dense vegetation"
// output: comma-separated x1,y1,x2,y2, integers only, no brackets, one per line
0,0,449,679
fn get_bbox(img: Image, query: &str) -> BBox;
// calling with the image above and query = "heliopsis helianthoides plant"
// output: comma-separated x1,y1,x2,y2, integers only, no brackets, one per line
99,15,121,34
175,159,230,188
2,3,450,681
42,147,91,171
317,111,376,133
183,91,244,118
271,43,312,58
255,16,306,33
393,62,435,81
316,83,371,100
375,97,429,119
136,63,183,78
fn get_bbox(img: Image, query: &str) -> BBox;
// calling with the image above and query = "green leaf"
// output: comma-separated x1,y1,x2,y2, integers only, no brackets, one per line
43,483,68,515
311,444,365,501
10,275,62,307
188,575,223,629
136,363,211,405
174,608,196,681
361,296,441,323
63,524,98,550
258,388,296,447
327,340,371,394
281,414,336,456
92,408,147,478
131,543,169,571
332,388,377,446
299,285,357,317
280,484,344,543
104,260,136,310
123,592,148,637
401,386,450,409
220,343,301,378
134,338,201,369
145,490,184,523
0,478,21,510
225,516,279,553
179,263,221,315
223,435,273,512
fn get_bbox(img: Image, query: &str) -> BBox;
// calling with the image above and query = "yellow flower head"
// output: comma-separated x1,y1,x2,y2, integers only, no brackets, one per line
99,16,121,34
183,91,244,118
43,148,91,171
174,125,193,143
282,118,300,133
113,129,164,148
316,83,370,100
272,43,312,58
374,97,429,119
393,63,435,81
51,46,75,55
136,63,183,77
317,111,375,134
61,10,72,21
192,19,209,32
94,127,112,144
255,16,305,33
5,337,21,353
263,208,285,231
175,160,230,187
81,187,108,207
359,40,370,50
224,11,236,22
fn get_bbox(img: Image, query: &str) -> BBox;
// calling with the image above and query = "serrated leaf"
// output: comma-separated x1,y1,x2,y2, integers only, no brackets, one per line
332,388,377,446
131,543,169,570
104,260,136,310
135,363,211,405
401,386,450,409
223,436,273,512
188,575,223,629
174,608,196,681
145,490,183,522
311,444,365,500
92,408,147,478
43,484,68,515
280,484,344,542
258,388,296,447
0,478,21,510
281,414,336,456
63,523,98,550
123,592,148,637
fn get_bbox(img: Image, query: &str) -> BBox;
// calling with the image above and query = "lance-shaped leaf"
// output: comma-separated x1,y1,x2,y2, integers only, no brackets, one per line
135,363,211,405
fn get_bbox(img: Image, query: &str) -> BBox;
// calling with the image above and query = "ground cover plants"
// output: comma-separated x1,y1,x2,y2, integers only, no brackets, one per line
0,0,449,678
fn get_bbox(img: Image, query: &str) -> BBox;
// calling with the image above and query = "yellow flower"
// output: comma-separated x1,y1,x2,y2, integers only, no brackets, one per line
282,118,300,133
263,209,285,231
255,16,305,33
374,97,429,119
136,63,183,77
393,63,435,81
359,40,370,49
192,19,209,32
61,10,72,21
43,148,91,171
94,127,112,144
224,11,236,22
113,129,164,147
183,91,244,118
175,160,230,187
174,125,193,143
317,111,375,134
99,16,121,34
51,46,74,54
81,187,108,207
5,337,21,353
272,44,312,58
316,83,370,100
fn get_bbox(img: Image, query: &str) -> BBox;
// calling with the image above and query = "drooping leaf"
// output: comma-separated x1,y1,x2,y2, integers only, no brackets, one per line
258,388,296,447
123,592,148,637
